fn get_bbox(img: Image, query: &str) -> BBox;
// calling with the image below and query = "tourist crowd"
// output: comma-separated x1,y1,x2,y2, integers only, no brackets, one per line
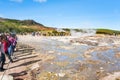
0,33,17,71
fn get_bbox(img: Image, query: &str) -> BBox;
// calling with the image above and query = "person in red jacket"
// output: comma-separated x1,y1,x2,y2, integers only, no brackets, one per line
1,35,13,63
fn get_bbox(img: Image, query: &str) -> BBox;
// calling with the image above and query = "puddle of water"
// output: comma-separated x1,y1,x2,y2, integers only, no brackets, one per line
57,55,69,61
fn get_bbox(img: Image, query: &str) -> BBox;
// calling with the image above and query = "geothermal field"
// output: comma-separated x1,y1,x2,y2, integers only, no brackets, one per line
18,31,120,80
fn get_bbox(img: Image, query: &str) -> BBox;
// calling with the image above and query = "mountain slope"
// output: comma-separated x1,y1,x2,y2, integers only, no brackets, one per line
0,17,55,33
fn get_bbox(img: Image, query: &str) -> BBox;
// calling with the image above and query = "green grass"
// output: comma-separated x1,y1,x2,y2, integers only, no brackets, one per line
96,28,120,35
0,18,47,33
62,28,71,32
1,18,120,35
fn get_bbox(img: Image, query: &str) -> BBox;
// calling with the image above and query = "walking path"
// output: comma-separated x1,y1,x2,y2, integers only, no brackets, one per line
0,43,41,80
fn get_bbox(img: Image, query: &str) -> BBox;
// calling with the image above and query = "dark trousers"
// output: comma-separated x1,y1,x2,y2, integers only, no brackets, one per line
0,53,6,69
5,51,13,62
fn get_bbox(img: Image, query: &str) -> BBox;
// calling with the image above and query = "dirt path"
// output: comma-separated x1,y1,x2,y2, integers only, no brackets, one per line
0,43,42,80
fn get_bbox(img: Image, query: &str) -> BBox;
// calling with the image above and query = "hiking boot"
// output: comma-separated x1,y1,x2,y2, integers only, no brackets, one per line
0,68,6,72
10,60,14,63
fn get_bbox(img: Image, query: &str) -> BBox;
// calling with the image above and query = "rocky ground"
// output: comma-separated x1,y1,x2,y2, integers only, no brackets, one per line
0,43,55,80
70,35,120,80
1,35,120,80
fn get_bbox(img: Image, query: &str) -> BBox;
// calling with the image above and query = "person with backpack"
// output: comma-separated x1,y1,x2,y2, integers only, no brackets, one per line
8,34,17,57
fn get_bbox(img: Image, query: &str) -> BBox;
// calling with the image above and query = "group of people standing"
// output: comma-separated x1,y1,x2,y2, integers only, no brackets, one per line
0,33,17,71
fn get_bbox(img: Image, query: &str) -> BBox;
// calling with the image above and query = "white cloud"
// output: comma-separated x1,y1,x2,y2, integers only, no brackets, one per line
10,0,47,3
33,0,47,3
10,0,23,3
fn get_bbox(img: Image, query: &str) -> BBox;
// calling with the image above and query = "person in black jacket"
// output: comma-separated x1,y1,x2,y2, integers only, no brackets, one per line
0,35,6,71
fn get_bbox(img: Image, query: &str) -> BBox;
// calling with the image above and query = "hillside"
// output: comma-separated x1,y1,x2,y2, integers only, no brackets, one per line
62,28,120,35
96,28,120,35
1,17,120,35
0,17,55,33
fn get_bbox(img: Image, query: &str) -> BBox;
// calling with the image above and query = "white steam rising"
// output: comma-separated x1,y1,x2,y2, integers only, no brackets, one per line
70,29,96,37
